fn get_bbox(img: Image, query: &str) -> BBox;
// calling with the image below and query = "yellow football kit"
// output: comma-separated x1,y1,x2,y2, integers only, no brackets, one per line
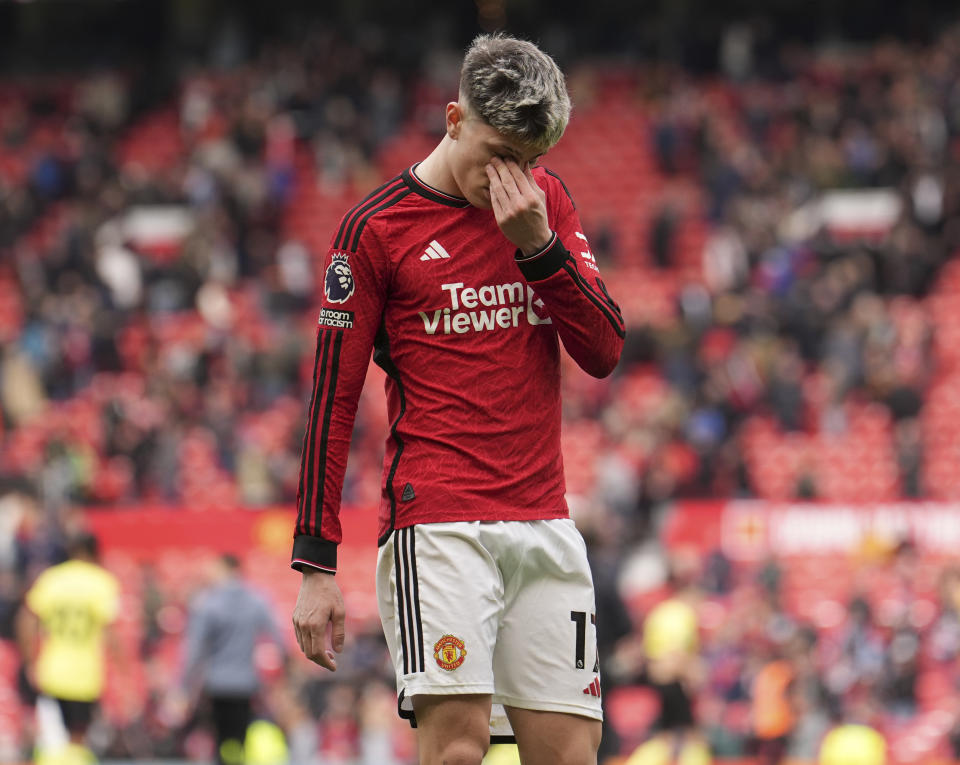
819,724,886,765
26,559,120,701
642,598,699,661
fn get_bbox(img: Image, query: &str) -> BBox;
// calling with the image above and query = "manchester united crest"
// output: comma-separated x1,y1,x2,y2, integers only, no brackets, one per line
433,634,467,671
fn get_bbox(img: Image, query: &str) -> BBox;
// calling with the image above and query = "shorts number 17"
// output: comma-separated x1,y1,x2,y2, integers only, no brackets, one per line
570,611,599,672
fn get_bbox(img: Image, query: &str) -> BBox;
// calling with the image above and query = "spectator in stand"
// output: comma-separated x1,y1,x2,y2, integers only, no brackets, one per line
749,644,796,765
930,566,960,664
827,596,886,701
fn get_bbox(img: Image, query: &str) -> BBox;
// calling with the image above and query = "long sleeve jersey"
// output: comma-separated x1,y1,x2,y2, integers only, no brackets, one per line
292,164,625,573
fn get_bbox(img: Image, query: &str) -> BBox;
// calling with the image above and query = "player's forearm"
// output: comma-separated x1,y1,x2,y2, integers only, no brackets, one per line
293,360,368,572
515,235,625,377
293,322,373,567
178,619,207,692
14,608,39,664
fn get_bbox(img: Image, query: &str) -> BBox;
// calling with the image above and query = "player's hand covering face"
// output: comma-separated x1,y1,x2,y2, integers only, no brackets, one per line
485,156,553,256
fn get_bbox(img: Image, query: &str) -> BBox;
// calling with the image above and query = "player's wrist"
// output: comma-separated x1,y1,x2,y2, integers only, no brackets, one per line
514,233,569,281
301,565,335,578
517,230,556,259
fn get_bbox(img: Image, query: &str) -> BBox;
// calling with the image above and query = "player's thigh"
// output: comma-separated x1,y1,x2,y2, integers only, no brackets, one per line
492,520,602,721
505,706,601,765
413,693,492,765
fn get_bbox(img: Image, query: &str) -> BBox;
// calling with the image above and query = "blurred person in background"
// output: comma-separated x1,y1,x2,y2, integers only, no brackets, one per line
623,553,709,765
291,31,624,765
818,706,887,765
749,643,796,765
580,505,636,764
16,531,122,765
170,553,288,765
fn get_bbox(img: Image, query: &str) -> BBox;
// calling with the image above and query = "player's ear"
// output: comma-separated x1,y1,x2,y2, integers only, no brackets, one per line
446,102,463,140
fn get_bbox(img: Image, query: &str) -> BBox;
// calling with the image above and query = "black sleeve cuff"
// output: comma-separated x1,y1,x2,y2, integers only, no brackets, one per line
514,232,571,281
291,535,338,574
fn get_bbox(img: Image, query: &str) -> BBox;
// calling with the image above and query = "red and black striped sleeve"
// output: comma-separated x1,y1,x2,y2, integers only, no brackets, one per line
514,169,625,378
292,179,407,574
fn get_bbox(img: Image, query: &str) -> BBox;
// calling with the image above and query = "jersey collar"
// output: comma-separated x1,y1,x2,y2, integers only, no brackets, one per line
402,164,471,208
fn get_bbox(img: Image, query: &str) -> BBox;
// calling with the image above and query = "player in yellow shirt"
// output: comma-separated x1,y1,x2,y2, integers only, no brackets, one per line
819,723,886,765
17,532,121,764
625,558,709,765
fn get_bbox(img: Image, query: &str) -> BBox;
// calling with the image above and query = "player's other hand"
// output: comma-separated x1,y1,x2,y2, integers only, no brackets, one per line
292,569,346,671
486,157,552,256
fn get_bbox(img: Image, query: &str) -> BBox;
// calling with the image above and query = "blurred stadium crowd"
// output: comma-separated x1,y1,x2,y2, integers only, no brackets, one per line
2,9,960,764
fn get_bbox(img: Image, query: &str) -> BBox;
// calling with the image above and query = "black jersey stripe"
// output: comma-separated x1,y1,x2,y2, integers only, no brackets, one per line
393,530,410,674
334,178,403,249
337,180,405,251
303,329,333,533
334,178,404,250
295,331,327,535
313,329,344,535
373,321,407,544
596,277,624,323
340,183,406,252
299,329,333,535
408,527,425,671
543,168,576,209
333,179,394,250
566,263,625,329
349,188,411,252
562,262,626,338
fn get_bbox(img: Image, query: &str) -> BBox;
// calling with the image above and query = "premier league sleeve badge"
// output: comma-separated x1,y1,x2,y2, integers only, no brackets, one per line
324,252,355,304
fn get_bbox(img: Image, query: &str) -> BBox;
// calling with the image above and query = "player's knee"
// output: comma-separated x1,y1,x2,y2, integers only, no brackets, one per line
546,725,602,765
431,737,487,765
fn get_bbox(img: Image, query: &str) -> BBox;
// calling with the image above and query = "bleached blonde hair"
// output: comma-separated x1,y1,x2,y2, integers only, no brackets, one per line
459,33,571,152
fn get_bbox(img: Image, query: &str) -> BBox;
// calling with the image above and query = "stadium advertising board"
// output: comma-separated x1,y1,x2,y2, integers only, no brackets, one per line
664,501,960,560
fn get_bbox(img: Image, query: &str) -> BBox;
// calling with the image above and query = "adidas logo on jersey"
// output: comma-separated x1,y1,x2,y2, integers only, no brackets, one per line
420,240,451,261
582,678,601,697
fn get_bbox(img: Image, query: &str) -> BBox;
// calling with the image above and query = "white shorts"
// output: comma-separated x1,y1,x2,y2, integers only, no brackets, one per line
375,518,603,740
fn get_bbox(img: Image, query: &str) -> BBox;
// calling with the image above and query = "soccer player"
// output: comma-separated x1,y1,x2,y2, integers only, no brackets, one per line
17,532,121,765
291,33,625,765
630,558,707,764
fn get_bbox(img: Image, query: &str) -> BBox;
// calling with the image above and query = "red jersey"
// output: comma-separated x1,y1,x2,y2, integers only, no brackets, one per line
291,165,625,573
